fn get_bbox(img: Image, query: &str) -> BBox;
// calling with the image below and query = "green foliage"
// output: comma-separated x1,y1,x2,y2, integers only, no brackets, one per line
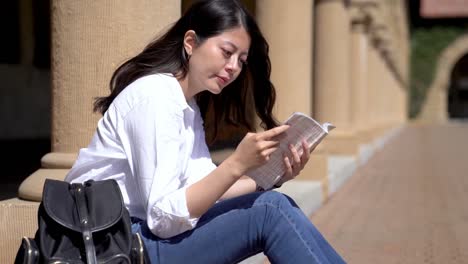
409,26,466,118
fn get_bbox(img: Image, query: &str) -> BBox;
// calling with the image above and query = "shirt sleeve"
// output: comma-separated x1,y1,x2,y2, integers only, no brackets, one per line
185,111,217,185
119,97,199,239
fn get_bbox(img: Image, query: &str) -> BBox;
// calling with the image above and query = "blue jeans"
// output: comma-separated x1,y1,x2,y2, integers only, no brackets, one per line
132,191,346,264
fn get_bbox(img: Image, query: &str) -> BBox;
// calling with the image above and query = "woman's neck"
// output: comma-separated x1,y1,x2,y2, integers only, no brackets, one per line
177,73,196,101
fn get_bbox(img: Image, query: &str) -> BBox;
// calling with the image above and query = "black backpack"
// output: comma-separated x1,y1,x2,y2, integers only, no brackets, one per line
14,179,149,264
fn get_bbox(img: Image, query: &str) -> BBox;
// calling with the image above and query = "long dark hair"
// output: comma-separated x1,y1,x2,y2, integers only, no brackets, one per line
94,0,279,143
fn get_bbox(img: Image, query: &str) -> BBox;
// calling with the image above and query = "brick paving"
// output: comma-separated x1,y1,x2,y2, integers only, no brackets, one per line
311,123,468,264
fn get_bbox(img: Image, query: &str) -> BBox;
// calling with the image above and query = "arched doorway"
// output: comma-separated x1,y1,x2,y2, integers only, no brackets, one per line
419,34,468,122
448,53,468,118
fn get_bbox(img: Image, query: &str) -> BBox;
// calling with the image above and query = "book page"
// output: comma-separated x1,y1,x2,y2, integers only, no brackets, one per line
246,112,335,189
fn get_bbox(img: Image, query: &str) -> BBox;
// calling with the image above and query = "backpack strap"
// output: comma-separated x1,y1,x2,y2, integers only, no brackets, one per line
72,183,98,264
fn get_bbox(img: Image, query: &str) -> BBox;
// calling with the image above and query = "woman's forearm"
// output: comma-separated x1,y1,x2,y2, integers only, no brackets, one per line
185,156,245,218
220,177,256,200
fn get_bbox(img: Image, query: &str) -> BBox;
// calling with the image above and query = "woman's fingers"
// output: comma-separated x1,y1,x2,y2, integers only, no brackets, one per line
262,147,278,160
251,125,289,163
284,155,293,177
300,140,310,164
258,139,279,150
277,140,315,186
282,140,311,179
289,144,301,164
233,125,293,172
257,125,289,141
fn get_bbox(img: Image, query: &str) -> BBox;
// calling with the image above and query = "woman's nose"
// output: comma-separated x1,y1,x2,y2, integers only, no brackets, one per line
225,57,240,73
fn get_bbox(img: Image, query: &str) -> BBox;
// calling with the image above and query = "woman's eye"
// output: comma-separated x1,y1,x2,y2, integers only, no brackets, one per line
222,49,232,58
239,59,247,67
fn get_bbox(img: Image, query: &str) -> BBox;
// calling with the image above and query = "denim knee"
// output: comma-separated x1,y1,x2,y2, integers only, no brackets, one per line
255,191,299,210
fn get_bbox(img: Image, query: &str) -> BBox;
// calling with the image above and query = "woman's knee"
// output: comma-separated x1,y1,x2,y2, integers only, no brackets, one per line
255,191,299,209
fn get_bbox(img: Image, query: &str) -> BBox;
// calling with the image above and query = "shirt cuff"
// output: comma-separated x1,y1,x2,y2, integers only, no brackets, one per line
147,186,199,238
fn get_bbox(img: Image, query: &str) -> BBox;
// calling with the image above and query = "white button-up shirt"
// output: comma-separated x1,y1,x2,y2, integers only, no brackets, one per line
65,73,217,238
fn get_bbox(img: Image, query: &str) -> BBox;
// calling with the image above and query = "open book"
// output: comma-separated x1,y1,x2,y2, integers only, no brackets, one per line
246,112,335,190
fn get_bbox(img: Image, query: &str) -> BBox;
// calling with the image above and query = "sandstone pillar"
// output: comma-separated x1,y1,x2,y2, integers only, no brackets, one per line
314,0,350,131
399,81,408,123
394,73,405,125
375,40,388,135
376,31,393,133
19,0,180,201
385,53,400,126
366,34,379,137
349,4,372,138
256,0,313,121
314,0,361,156
365,6,388,137
256,0,330,197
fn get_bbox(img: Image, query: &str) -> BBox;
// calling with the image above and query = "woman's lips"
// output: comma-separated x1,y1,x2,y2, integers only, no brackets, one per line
216,75,229,85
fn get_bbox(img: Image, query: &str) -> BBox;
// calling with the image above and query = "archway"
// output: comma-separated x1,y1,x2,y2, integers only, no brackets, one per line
419,34,468,122
448,53,468,118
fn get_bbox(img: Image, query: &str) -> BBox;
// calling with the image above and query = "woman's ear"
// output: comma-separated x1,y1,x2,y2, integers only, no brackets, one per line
183,30,198,56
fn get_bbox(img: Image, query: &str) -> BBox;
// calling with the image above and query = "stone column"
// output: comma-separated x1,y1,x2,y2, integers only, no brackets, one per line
377,32,394,132
256,0,313,121
385,51,401,126
393,1,410,124
314,0,350,130
19,0,180,201
386,58,396,127
392,70,404,125
377,44,387,130
374,39,388,135
395,71,408,124
365,6,387,137
314,0,361,156
398,80,408,123
349,3,372,137
386,60,397,125
255,0,329,197
366,32,379,137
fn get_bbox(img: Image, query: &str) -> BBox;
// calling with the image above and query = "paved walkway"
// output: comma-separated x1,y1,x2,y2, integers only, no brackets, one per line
311,123,468,264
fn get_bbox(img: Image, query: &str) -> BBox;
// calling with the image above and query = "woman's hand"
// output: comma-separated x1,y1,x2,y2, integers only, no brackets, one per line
187,126,287,218
227,125,290,176
277,140,311,186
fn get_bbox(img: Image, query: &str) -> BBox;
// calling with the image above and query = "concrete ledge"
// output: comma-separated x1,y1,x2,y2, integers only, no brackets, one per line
358,141,375,166
277,180,323,217
328,155,357,196
0,198,39,263
18,168,69,201
359,125,404,165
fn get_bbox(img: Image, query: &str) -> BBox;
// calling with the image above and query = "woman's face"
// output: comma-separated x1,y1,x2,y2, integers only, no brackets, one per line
184,26,251,97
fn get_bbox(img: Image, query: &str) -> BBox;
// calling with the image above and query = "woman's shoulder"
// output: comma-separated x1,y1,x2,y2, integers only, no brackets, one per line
112,73,185,115
125,73,178,98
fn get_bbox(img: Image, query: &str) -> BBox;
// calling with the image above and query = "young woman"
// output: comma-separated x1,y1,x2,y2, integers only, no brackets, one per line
65,0,346,263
